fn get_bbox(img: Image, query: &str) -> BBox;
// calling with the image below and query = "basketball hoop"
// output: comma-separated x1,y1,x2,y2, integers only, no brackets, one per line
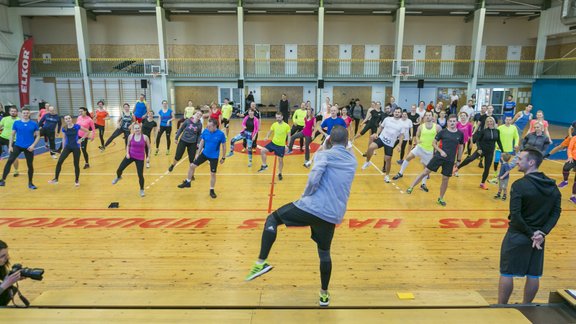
152,72,160,79
401,72,408,81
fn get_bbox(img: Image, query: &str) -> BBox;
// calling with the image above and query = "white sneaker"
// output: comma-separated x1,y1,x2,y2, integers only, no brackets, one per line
361,161,371,170
248,161,252,167
146,162,150,168
384,175,390,183
304,160,312,168
140,190,145,197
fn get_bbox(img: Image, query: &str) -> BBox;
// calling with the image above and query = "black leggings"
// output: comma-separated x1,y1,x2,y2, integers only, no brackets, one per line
290,125,304,149
394,139,409,160
458,148,495,183
2,145,33,182
116,157,145,190
353,118,361,135
105,128,130,147
156,126,172,150
40,129,56,154
562,161,576,194
55,147,80,182
80,139,90,164
95,124,105,147
288,132,312,161
174,140,198,163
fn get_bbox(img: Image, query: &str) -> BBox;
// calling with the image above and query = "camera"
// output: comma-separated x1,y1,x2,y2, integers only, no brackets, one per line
9,264,44,281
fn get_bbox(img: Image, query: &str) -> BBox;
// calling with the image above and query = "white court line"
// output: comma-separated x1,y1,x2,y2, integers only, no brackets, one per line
145,158,187,190
35,172,564,177
352,143,384,175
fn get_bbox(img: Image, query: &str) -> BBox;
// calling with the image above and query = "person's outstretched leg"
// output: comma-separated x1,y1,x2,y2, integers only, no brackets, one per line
245,211,282,281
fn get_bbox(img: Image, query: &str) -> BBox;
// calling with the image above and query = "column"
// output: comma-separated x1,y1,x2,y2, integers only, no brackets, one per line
156,5,169,103
74,6,93,111
392,6,406,101
467,5,486,97
1,8,24,106
237,6,245,110
316,6,325,114
533,9,550,76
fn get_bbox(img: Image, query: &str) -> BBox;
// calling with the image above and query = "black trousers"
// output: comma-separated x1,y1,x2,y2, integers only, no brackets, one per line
40,128,56,154
105,128,130,147
55,147,80,182
290,125,304,149
288,132,312,161
80,139,90,164
459,148,495,183
116,157,145,190
174,140,198,163
156,126,172,150
2,145,34,182
95,124,105,147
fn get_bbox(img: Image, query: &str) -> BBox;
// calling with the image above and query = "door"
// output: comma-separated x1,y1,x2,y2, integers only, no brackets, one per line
441,45,455,76
364,44,380,75
506,45,522,76
285,44,298,75
339,44,352,75
255,44,270,75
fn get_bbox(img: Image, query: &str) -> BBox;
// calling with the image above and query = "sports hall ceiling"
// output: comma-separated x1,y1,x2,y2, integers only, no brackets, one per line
8,0,552,19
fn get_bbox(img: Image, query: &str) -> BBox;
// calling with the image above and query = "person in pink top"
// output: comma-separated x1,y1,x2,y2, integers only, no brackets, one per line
112,123,150,197
528,110,551,139
287,108,315,167
226,108,259,167
340,107,353,135
76,107,95,169
457,111,474,156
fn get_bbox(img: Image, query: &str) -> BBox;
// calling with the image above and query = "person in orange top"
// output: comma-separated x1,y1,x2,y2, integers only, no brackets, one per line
559,135,576,204
93,100,110,150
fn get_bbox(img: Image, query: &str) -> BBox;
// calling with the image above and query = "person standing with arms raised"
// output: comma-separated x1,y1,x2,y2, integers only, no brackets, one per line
134,94,148,124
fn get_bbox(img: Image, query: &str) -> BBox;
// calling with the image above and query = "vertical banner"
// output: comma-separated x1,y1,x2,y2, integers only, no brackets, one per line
18,38,34,107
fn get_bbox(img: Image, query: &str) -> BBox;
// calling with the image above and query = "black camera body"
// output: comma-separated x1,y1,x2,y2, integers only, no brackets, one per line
9,264,44,281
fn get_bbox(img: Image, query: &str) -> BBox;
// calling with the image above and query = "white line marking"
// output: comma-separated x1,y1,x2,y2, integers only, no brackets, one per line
352,143,384,175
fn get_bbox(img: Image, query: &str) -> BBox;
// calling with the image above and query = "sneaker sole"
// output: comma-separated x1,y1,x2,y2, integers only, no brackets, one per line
245,265,273,281
319,300,330,307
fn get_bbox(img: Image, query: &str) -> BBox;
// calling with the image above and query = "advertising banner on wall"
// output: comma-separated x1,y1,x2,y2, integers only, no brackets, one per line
18,38,34,107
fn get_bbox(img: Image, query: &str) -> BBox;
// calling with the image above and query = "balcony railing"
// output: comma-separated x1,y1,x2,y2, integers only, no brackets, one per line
30,57,576,80
244,58,317,79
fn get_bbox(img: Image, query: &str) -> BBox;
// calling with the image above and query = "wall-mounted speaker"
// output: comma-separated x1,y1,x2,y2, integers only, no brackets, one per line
140,79,148,89
317,79,324,89
417,79,424,89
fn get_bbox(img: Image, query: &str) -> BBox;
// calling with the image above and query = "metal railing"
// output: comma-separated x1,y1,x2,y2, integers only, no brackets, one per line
31,58,82,77
244,58,317,79
168,58,239,78
30,57,576,80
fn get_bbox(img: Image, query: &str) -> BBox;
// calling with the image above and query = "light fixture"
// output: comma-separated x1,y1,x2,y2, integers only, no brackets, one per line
296,10,314,13
515,12,536,15
373,11,391,14
450,11,468,15
405,11,422,14
138,10,156,13
486,11,500,15
326,10,344,14
247,10,266,13
92,10,111,13
217,10,236,13
171,10,190,13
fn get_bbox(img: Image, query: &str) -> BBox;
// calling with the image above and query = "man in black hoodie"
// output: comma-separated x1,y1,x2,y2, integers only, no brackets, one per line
498,148,562,304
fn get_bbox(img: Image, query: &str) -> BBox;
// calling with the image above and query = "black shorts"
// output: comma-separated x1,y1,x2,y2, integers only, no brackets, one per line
0,136,8,146
374,138,394,156
193,153,219,173
265,142,286,157
360,123,377,136
222,118,230,128
426,155,454,177
274,203,335,251
500,230,544,278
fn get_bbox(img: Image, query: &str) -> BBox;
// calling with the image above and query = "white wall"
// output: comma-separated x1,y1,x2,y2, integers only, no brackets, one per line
88,16,157,44
27,16,77,44
324,15,395,44
245,15,317,45
30,77,57,109
167,15,237,45
404,16,473,45
483,16,538,46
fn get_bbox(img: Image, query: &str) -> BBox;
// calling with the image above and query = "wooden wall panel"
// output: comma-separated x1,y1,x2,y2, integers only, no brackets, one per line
323,45,339,60
455,46,471,60
298,45,317,59
545,45,560,59
244,45,255,59
485,46,507,60
174,86,218,114
332,86,371,108
90,45,159,58
167,45,238,58
380,45,395,59
260,86,303,108
402,45,414,59
425,46,442,75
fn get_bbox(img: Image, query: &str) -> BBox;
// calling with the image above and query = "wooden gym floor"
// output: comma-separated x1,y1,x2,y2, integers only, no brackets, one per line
0,118,574,309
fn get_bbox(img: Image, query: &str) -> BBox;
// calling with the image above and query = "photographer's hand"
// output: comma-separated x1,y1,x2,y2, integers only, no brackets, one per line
0,270,21,291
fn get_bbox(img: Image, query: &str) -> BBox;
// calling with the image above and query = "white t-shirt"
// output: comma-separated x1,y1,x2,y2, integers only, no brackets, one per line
451,95,459,103
401,118,413,138
460,105,475,119
416,108,426,118
379,117,407,147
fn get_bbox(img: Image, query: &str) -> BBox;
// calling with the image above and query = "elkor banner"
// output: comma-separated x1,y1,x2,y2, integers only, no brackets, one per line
18,38,33,107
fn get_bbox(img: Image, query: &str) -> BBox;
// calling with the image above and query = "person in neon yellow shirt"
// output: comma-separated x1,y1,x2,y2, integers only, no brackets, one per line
490,115,519,183
0,106,20,176
221,98,234,137
258,112,291,181
290,103,307,151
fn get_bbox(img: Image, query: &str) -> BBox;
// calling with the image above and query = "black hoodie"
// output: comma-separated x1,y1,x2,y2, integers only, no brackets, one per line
508,172,561,237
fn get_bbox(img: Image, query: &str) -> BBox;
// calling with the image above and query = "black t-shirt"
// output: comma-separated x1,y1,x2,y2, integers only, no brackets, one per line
245,117,255,132
279,100,289,113
475,114,489,131
141,119,157,137
435,128,464,161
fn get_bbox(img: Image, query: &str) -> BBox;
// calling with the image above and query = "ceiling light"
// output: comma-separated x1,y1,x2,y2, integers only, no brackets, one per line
515,12,536,15
171,10,189,13
296,10,314,13
247,10,266,13
326,10,344,14
486,11,500,15
92,10,111,13
138,10,156,13
373,11,391,14
406,11,422,14
218,10,236,13
450,11,468,15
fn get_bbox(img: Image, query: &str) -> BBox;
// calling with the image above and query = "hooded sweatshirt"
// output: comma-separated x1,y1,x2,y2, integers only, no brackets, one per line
508,172,561,237
294,145,357,224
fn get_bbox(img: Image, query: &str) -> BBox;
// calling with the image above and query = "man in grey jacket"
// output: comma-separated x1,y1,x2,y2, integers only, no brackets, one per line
245,126,357,307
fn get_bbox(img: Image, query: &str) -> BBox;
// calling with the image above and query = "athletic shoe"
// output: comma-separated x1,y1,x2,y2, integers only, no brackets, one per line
226,151,234,158
241,148,246,153
420,184,429,192
478,161,483,168
362,153,367,157
166,150,170,156
544,153,551,158
248,161,252,167
452,165,459,176
155,149,159,156
392,173,403,180
257,165,268,172
51,154,58,159
191,176,195,181
361,161,370,170
210,190,217,199
0,180,5,186
99,146,105,152
319,292,330,307
13,171,19,177
488,177,499,184
558,180,569,188
304,160,311,168
406,187,413,194
384,175,390,183
278,174,283,181
245,261,273,281
28,183,37,190
112,177,122,185
285,150,293,155
83,163,90,169
178,180,191,188
479,183,488,190
502,194,507,201
570,196,576,204
75,182,80,187
140,190,145,197
396,159,403,165
168,165,174,172
146,162,150,169
437,198,446,207
494,193,501,199
48,179,58,184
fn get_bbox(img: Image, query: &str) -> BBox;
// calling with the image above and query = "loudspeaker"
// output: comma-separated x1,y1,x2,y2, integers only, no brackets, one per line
317,79,324,89
141,79,148,89
237,79,244,89
417,79,424,89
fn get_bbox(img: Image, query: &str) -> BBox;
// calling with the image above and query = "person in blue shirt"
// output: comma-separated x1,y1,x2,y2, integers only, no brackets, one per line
133,94,148,123
48,115,90,186
502,95,516,123
0,108,41,189
177,118,226,199
155,100,175,156
245,126,357,307
38,105,62,158
318,106,347,138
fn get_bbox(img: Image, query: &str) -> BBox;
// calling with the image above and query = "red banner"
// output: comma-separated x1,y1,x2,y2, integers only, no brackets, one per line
18,38,33,107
